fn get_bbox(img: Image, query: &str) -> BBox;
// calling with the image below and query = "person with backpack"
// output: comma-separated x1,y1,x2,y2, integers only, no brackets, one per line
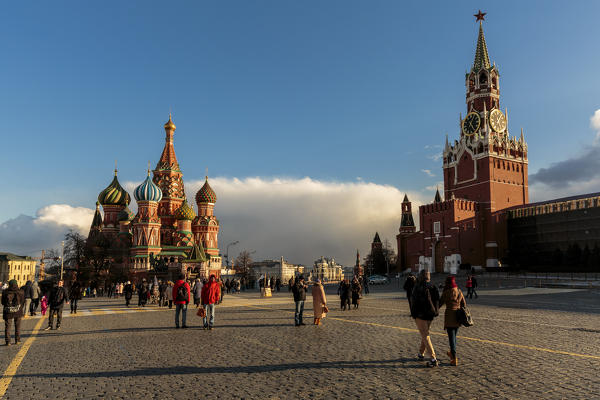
410,270,440,367
439,275,466,366
2,280,25,345
44,280,69,331
172,274,190,329
201,274,221,330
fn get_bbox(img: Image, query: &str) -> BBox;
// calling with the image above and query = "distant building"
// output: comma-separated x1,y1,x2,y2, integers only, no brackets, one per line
249,257,304,282
308,257,343,282
0,253,37,286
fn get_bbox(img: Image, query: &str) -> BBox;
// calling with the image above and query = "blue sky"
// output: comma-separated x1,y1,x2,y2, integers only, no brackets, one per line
2,1,600,262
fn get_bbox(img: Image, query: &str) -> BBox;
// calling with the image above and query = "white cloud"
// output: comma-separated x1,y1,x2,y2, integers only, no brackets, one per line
425,182,443,192
590,109,600,133
427,153,442,162
0,205,94,256
421,169,435,177
2,177,425,266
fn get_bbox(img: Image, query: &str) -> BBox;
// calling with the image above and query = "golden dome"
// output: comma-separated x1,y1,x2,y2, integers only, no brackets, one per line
164,114,176,131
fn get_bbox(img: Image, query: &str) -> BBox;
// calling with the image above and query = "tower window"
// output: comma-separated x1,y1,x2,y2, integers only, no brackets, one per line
479,72,488,85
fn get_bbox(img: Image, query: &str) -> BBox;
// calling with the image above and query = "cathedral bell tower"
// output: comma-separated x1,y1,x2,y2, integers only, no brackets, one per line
153,115,186,246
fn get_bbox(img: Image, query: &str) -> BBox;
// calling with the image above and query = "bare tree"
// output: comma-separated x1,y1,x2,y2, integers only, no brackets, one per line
235,250,253,277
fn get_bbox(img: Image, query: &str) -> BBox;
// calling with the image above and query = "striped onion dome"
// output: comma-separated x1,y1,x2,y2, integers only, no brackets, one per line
117,206,135,222
174,200,196,221
195,176,217,204
134,172,163,202
98,170,131,206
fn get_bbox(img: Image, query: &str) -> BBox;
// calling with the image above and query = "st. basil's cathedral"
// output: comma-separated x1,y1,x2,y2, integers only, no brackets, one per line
87,115,222,279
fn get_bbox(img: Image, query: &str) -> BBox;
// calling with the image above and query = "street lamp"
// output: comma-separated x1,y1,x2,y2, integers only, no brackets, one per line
225,241,239,267
60,240,65,281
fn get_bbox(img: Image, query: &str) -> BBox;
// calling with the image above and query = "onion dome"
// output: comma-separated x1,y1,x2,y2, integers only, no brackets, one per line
134,171,163,202
174,200,196,221
195,176,217,204
164,114,176,131
98,170,131,206
117,206,135,222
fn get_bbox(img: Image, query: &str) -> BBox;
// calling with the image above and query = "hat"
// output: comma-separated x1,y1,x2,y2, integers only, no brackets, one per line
8,279,18,287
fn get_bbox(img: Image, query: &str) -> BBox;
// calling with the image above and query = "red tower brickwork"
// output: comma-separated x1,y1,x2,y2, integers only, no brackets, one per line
398,14,529,272
153,115,186,246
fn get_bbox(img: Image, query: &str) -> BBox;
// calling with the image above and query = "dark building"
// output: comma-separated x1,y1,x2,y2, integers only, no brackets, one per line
507,193,600,270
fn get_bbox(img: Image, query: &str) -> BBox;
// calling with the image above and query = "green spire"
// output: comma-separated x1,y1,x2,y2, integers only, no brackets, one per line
473,22,491,72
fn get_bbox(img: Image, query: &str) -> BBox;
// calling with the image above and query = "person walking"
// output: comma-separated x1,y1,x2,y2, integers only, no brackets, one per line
470,275,478,299
167,281,174,308
30,280,41,316
69,281,82,314
288,277,294,292
276,278,281,292
219,278,225,304
403,273,417,310
311,279,327,325
2,280,24,345
439,275,466,366
138,279,149,307
44,280,69,331
124,281,133,307
410,270,440,367
173,274,190,329
363,275,370,295
351,277,362,309
339,279,351,311
466,276,473,299
22,281,32,319
292,275,307,326
192,279,203,308
201,274,221,330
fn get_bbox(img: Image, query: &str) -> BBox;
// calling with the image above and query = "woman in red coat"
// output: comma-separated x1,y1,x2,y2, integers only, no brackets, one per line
200,275,221,330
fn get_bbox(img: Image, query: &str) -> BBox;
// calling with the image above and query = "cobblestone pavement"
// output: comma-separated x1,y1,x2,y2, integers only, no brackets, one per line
1,286,599,399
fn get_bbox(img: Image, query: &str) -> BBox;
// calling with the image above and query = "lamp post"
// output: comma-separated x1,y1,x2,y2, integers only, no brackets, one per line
225,241,239,267
60,240,65,281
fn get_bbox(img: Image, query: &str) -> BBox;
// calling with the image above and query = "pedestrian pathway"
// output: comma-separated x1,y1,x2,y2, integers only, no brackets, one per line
22,305,163,319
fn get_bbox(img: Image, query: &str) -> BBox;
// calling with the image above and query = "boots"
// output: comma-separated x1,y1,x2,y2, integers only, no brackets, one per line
315,318,321,325
447,350,458,366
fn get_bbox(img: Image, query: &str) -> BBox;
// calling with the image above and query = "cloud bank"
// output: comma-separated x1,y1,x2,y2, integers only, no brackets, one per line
529,109,600,201
2,178,424,266
0,205,95,256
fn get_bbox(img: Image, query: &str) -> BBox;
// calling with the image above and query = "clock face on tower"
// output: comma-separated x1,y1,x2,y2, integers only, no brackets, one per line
462,112,481,136
489,108,507,133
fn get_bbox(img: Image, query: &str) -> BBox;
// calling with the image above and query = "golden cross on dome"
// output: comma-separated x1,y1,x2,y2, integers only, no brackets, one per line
474,10,486,22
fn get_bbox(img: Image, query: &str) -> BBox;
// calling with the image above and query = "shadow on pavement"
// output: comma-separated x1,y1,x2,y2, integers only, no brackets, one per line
14,358,424,378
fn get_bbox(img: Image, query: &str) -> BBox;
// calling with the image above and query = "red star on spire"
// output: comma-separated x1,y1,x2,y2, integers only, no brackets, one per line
474,10,486,22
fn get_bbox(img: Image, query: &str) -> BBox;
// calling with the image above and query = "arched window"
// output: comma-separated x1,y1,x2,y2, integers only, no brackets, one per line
479,72,488,85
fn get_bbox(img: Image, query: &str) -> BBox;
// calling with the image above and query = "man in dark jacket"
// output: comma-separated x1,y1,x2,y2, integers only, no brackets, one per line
2,280,25,345
124,281,133,307
292,275,307,326
44,280,69,331
410,270,440,367
172,274,190,329
339,279,351,311
69,281,82,314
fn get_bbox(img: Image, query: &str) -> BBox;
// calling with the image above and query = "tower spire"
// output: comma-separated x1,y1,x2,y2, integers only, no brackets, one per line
473,12,491,72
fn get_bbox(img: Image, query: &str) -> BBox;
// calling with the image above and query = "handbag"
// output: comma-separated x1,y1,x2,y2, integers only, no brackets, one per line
456,305,474,327
197,307,206,318
322,305,329,314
